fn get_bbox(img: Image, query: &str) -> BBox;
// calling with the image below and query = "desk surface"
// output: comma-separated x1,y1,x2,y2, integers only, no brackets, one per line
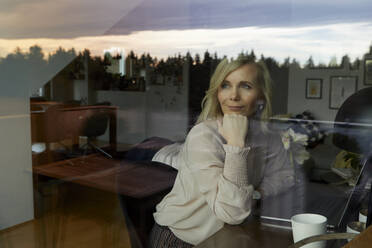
195,217,292,248
33,154,177,199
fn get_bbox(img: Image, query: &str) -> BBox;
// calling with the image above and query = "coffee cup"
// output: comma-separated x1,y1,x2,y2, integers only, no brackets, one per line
291,213,327,248
346,221,365,241
359,208,368,224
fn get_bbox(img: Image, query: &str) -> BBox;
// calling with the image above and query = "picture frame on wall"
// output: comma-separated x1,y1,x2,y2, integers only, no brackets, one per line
364,58,372,85
329,76,358,109
306,78,322,99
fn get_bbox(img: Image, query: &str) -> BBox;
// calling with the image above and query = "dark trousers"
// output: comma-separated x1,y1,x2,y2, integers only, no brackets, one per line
148,222,194,248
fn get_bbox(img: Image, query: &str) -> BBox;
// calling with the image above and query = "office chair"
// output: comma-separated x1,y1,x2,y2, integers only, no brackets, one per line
81,113,112,159
333,87,372,155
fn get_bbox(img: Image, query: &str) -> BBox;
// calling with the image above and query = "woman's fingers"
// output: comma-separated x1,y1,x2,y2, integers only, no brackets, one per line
221,114,249,147
223,114,248,131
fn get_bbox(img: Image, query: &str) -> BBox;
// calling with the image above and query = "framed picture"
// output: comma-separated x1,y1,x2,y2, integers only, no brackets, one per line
329,76,358,109
364,58,372,85
306,79,322,99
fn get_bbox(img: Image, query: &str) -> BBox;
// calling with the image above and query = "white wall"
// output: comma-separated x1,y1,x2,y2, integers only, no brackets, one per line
0,95,34,230
0,110,34,230
95,90,147,144
0,53,76,230
96,64,189,144
287,61,369,122
145,82,189,141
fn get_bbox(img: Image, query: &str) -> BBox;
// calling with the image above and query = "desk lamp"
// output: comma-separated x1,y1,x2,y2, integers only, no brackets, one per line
333,86,372,228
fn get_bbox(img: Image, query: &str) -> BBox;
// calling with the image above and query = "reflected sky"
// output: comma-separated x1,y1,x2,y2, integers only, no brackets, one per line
1,0,372,64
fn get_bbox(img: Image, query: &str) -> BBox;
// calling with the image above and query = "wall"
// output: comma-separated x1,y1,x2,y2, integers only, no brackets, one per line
145,81,189,141
50,77,74,102
0,98,34,230
0,53,76,230
287,60,369,122
96,63,190,144
271,68,289,115
95,90,147,144
0,83,34,230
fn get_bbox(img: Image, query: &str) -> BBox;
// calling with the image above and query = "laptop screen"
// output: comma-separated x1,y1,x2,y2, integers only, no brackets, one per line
338,155,372,230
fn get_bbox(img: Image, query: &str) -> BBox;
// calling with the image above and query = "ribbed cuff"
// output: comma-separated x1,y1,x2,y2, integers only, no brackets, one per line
222,145,251,187
223,144,251,156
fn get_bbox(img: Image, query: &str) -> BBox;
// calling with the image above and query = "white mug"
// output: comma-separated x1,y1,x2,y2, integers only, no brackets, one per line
291,213,327,248
359,208,368,224
346,221,365,241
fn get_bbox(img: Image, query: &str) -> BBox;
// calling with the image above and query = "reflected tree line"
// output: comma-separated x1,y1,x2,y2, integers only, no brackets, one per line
0,45,364,113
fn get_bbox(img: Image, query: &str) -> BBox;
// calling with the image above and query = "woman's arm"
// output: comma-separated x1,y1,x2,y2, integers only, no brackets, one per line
185,120,254,225
258,133,296,197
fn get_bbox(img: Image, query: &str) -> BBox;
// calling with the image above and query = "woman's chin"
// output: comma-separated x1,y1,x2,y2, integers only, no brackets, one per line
224,111,247,116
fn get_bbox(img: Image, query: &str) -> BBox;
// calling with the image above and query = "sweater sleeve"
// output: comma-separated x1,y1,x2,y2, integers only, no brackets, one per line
258,133,295,197
184,123,254,225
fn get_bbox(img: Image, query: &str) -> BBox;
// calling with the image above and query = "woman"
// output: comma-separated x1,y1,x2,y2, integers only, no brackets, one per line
148,56,295,247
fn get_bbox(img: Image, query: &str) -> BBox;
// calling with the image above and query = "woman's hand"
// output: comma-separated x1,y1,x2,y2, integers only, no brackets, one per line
218,114,249,148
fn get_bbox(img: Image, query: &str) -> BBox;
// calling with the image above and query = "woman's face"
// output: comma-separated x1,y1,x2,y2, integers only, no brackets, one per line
217,64,262,117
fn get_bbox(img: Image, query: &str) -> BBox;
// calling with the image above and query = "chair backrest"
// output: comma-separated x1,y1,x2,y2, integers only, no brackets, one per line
82,113,109,138
333,87,372,155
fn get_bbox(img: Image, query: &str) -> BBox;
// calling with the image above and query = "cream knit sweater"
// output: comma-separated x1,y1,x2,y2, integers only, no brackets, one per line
153,119,294,245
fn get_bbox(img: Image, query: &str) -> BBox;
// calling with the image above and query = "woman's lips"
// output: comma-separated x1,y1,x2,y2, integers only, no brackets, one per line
228,106,243,111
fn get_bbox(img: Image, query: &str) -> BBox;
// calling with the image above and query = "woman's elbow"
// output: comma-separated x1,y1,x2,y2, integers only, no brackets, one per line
214,205,251,225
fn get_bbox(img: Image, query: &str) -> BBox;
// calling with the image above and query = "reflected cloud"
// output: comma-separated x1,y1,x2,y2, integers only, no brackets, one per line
107,0,372,35
1,22,372,65
0,0,140,39
1,0,372,39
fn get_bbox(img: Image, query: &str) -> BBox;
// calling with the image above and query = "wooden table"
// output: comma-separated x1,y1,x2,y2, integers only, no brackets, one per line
195,180,352,248
33,154,176,198
33,154,177,248
196,216,356,248
195,216,293,248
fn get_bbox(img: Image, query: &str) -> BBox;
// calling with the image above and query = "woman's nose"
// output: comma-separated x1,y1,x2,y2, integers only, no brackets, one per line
229,88,240,101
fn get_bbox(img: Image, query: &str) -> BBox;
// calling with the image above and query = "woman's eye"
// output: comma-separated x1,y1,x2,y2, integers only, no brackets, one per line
220,82,229,89
241,83,252,89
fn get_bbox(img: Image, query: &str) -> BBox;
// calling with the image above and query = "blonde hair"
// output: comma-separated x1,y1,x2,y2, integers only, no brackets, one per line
196,55,273,131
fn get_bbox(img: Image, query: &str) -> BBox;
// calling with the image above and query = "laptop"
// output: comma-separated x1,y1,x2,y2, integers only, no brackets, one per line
258,156,372,231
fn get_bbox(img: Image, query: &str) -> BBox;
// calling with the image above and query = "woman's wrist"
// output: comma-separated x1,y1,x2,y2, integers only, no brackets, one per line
227,140,245,148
